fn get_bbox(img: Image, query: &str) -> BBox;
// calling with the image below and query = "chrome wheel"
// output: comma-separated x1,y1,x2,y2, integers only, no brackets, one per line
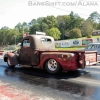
45,59,61,74
48,59,57,71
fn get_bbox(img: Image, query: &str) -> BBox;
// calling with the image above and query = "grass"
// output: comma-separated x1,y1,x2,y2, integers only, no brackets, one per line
91,36,100,38
65,36,100,40
56,46,86,50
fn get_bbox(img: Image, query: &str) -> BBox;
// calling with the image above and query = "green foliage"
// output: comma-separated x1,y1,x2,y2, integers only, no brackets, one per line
0,28,9,45
29,24,40,34
69,28,82,39
40,22,48,33
48,27,61,40
57,15,70,39
1,11,100,45
81,20,93,37
57,12,84,39
0,28,20,45
69,12,84,30
97,23,100,30
42,15,58,29
88,11,100,23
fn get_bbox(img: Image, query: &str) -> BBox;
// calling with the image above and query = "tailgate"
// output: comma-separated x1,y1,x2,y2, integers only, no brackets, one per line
85,51,97,65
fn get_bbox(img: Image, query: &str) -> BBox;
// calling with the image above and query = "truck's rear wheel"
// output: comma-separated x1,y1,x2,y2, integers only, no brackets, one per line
45,59,61,74
7,58,15,68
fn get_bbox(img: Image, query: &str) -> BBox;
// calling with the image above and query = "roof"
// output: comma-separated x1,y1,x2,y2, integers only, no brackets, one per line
23,35,55,50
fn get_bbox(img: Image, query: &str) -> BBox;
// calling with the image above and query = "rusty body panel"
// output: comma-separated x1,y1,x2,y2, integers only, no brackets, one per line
38,52,78,71
3,35,98,74
4,52,18,65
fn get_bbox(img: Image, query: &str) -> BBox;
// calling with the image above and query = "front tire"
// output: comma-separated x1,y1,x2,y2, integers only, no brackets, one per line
7,58,15,68
45,59,61,74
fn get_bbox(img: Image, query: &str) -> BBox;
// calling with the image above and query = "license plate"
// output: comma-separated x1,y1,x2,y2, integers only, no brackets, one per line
86,60,90,65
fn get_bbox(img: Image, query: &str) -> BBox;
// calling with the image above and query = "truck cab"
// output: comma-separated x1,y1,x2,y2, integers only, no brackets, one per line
19,35,55,66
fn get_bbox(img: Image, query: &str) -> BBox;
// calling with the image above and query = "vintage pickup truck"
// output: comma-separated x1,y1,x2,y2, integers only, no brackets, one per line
3,35,97,74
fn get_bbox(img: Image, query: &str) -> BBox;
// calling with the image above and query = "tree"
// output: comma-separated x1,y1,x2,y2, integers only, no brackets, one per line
7,29,20,45
69,28,82,39
57,15,70,39
69,12,84,30
28,19,37,26
81,20,93,38
37,17,44,24
57,12,84,39
29,24,40,34
1,26,9,30
22,22,29,33
88,12,100,30
15,23,22,33
42,15,58,29
40,22,48,34
88,11,100,23
97,23,100,30
0,28,9,45
48,28,61,40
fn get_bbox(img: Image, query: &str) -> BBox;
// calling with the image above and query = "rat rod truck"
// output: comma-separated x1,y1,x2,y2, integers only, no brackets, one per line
4,35,97,74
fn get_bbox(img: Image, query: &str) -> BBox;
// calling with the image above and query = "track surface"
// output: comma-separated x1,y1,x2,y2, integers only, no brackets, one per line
0,56,100,100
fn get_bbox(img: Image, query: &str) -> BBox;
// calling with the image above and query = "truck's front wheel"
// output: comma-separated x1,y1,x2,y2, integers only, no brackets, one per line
45,59,61,74
7,58,15,68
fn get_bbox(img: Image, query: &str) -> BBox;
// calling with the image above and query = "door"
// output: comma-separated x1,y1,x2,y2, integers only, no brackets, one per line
19,39,31,65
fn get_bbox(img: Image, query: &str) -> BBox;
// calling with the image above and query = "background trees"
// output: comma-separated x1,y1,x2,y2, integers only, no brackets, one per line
69,28,82,39
48,28,61,40
0,11,100,45
81,20,93,38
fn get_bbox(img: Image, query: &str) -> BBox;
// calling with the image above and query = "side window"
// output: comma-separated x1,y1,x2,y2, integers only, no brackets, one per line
22,39,30,48
91,45,95,49
41,38,52,44
87,45,92,49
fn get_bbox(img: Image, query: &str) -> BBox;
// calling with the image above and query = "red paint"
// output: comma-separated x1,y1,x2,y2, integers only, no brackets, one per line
0,85,39,100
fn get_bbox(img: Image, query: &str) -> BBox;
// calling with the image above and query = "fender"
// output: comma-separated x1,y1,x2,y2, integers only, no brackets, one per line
4,52,18,65
38,52,76,68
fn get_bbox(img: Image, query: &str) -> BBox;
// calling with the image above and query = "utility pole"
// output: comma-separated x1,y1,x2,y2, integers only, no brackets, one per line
23,27,24,38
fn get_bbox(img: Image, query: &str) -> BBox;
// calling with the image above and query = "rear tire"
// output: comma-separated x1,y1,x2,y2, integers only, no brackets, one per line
7,58,15,68
45,59,61,74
